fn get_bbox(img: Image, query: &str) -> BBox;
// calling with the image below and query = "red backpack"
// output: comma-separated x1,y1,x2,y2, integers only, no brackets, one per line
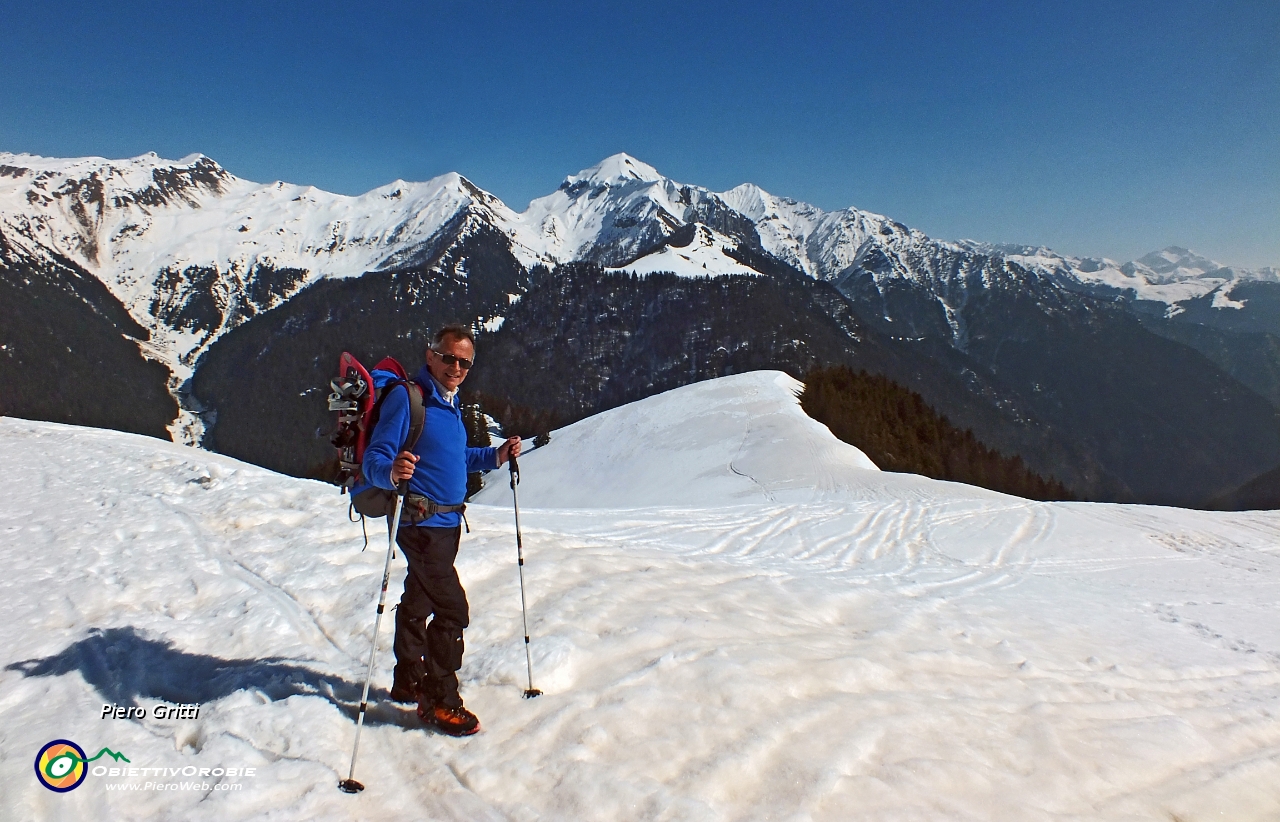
327,352,426,517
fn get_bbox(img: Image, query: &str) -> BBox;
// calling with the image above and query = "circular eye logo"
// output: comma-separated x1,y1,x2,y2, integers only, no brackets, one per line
35,740,88,792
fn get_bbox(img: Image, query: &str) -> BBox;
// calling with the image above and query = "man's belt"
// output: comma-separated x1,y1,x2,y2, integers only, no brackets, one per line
402,493,467,524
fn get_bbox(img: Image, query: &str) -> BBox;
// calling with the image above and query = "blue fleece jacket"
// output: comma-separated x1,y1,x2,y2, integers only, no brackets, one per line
360,365,498,528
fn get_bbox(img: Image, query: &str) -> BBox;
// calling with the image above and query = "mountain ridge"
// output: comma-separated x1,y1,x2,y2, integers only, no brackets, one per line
7,149,1272,321
3,148,1279,506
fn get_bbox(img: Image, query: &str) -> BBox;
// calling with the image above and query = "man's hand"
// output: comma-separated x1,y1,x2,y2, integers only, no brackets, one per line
391,451,419,484
497,436,522,466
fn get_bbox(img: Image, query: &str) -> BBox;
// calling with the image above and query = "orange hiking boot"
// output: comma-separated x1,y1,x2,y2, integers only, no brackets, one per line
418,700,480,736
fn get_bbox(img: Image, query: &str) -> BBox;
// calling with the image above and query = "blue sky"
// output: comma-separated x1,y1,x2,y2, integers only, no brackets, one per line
2,1,1276,267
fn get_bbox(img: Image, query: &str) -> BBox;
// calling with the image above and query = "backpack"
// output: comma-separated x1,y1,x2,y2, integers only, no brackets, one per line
328,352,426,518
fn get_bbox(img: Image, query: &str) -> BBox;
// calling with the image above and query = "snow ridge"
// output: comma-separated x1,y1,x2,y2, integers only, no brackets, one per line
4,374,1280,820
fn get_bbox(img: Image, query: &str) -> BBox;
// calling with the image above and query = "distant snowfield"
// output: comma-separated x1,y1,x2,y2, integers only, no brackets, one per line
605,225,762,280
3,372,1280,821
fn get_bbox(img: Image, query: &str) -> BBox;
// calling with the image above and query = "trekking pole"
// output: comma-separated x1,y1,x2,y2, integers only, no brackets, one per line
339,480,408,794
510,456,541,698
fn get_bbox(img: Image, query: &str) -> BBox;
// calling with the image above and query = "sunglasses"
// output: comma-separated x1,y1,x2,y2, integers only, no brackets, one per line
434,351,473,370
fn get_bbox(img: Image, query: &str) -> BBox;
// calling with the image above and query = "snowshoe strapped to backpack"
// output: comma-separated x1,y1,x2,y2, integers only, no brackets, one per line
328,352,426,518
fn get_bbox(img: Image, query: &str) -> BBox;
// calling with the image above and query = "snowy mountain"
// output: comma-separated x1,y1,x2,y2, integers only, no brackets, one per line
964,242,1280,312
5,374,1280,820
5,150,1275,351
5,149,1274,369
0,151,534,371
4,149,1280,506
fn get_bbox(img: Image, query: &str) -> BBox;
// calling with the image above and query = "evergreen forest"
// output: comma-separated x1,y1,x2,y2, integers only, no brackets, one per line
800,366,1073,501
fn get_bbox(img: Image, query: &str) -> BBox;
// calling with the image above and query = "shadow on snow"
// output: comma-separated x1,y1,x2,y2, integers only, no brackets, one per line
6,626,420,729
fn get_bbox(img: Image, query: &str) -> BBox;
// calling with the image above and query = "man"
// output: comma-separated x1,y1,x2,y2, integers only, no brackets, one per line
361,324,520,736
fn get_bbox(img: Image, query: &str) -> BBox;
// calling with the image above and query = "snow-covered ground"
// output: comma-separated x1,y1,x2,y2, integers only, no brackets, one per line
3,372,1280,821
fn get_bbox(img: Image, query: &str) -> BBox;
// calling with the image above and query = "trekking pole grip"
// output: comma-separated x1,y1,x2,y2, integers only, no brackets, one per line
397,479,409,497
509,454,519,488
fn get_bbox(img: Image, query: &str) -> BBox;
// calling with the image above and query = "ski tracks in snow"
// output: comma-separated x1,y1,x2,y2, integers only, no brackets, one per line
555,497,1057,598
473,494,1280,819
452,371,1280,816
163,502,352,665
7,411,1280,821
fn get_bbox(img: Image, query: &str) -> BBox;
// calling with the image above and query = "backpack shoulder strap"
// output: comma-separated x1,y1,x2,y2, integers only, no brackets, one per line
368,379,426,454
404,381,427,452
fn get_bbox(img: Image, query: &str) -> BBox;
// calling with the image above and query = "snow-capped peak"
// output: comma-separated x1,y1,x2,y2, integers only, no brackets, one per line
563,153,664,188
1132,246,1224,280
719,181,905,279
719,182,778,222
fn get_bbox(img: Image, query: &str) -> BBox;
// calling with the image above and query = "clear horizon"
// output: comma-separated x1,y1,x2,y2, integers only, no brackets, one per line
2,1,1276,269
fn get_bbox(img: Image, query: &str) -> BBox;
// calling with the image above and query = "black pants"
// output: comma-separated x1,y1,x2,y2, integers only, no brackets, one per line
392,525,469,707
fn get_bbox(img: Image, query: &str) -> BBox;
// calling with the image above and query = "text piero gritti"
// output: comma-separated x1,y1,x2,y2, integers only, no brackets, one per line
101,703,201,720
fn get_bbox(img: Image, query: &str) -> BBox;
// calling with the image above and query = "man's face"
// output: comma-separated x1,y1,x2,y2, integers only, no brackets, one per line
426,334,475,393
